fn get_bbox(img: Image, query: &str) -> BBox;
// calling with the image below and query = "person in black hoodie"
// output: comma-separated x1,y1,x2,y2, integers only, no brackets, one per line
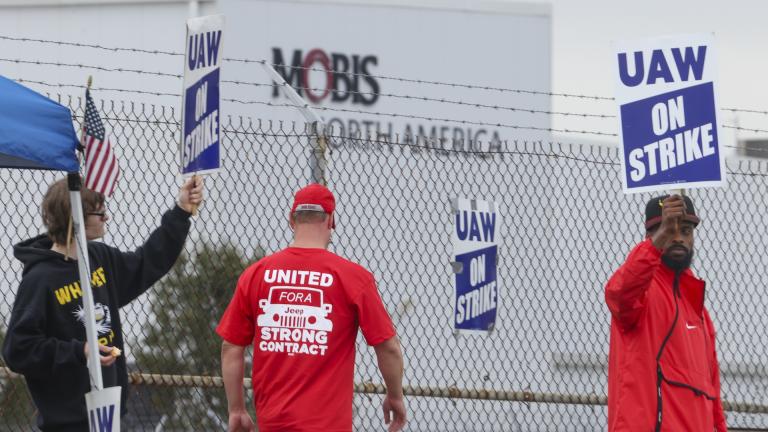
2,175,204,431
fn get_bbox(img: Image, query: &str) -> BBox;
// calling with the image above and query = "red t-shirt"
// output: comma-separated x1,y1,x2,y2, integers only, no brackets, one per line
216,247,396,432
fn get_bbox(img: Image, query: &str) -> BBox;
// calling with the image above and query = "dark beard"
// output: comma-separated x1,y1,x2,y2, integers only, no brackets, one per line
662,248,694,270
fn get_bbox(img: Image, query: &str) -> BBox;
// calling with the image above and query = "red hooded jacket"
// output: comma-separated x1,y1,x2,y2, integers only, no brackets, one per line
605,239,727,431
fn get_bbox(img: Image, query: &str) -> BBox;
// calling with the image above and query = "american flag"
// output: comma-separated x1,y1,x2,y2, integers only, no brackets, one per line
83,89,119,196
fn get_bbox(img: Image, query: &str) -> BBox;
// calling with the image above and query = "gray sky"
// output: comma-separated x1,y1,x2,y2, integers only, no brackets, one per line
1,0,764,147
519,0,768,144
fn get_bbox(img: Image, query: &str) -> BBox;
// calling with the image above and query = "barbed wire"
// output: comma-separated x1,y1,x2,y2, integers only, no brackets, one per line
0,55,614,117
6,72,618,118
722,125,768,134
0,34,183,57
15,76,768,138
23,89,768,169
68,109,619,160
333,134,768,172
2,35,767,117
71,114,180,127
0,58,181,79
724,144,768,156
4,57,767,136
20,77,768,130
722,108,768,116
226,128,589,155
226,81,617,119
0,34,614,100
11,78,180,98
14,77,768,127
85,116,768,167
74,111,768,167
229,59,617,101
223,98,619,137
333,134,621,165
7,34,768,114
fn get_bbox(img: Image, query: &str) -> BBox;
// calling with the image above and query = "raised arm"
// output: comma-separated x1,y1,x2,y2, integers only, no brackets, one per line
112,177,203,306
605,195,688,330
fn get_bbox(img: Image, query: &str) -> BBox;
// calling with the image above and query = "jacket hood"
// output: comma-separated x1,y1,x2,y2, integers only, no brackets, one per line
13,234,68,275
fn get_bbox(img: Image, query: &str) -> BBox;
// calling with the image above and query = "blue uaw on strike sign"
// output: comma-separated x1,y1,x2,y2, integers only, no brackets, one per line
451,198,499,333
613,33,726,194
181,14,224,176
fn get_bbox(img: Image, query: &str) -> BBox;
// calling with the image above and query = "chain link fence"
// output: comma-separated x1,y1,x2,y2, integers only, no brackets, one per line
1,96,767,431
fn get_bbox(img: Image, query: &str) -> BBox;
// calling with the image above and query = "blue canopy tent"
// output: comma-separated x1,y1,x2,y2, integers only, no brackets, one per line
0,75,79,171
0,76,110,416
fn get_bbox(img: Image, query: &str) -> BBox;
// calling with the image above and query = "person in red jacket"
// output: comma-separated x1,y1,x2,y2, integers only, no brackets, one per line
605,194,727,431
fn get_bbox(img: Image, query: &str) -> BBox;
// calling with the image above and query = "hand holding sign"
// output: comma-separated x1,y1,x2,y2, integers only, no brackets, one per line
651,195,687,250
177,175,205,214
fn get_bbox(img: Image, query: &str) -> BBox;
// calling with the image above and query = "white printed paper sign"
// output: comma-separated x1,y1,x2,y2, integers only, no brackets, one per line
181,14,224,176
85,386,121,432
613,34,726,194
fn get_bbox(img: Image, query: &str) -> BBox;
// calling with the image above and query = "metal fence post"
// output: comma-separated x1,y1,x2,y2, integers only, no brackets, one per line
261,62,326,185
310,121,327,185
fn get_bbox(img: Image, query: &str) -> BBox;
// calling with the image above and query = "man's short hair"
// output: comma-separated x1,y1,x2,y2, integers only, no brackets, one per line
292,210,329,225
41,178,105,244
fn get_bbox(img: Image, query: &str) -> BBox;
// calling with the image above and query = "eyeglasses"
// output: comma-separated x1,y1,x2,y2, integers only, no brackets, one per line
87,210,107,219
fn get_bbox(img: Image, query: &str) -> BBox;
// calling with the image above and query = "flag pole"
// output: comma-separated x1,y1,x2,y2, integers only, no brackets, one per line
72,76,104,391
79,76,92,169
68,173,104,391
65,76,93,260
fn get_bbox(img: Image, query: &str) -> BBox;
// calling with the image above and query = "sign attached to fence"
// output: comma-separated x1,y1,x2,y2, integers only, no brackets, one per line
613,33,726,194
451,198,499,333
181,14,224,176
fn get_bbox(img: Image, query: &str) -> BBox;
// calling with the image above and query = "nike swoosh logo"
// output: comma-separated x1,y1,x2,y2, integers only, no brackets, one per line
686,323,698,330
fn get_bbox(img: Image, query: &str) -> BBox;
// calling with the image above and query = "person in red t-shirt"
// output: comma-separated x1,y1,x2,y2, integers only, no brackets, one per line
217,183,407,432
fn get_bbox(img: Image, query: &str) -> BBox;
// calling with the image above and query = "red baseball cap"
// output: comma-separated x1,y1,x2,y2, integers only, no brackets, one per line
291,183,336,228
